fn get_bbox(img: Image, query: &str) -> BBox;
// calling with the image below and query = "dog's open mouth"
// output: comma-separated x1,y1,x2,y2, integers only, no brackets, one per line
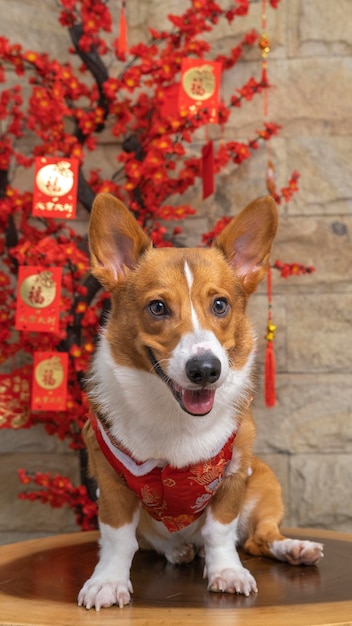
147,348,216,416
173,383,215,416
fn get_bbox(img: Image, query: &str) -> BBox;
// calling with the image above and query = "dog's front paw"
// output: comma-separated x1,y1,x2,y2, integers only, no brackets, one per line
78,577,133,610
270,539,324,566
207,566,258,596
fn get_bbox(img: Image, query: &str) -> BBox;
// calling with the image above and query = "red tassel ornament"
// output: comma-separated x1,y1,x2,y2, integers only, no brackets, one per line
259,0,270,118
265,332,276,407
201,140,214,199
261,0,276,407
264,265,276,407
117,2,128,59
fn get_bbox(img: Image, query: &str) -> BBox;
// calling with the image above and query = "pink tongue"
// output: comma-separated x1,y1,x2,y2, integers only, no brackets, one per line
181,388,215,415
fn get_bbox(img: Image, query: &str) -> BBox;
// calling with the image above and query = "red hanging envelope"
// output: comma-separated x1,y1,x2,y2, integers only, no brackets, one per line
15,266,62,333
32,156,79,220
31,352,68,412
0,366,32,429
179,59,221,123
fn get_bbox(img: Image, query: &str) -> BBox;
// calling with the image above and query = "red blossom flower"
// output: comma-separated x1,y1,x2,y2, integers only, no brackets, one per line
18,469,98,530
281,170,300,202
237,76,264,101
244,29,259,45
273,259,315,278
202,216,232,246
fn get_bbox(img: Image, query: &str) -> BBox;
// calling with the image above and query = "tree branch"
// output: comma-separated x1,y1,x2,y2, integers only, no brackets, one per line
69,24,109,115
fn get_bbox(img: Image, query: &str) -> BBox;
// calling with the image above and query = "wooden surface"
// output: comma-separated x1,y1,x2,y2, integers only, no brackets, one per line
0,528,351,626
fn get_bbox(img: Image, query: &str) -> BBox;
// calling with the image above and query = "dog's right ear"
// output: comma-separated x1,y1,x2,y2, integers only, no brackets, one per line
88,193,152,290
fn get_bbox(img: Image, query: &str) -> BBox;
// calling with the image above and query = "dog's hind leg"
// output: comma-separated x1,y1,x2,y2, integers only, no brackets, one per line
241,458,324,566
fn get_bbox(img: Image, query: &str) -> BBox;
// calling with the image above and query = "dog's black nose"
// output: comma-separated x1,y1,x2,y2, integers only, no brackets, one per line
186,354,221,385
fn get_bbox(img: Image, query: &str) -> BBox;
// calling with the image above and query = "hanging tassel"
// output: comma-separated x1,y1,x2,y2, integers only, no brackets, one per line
117,1,128,59
259,0,270,119
260,0,276,407
264,265,276,407
265,339,276,407
201,139,214,199
261,59,269,117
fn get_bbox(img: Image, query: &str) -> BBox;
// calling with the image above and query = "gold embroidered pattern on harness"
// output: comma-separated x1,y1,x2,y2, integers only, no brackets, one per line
187,457,228,487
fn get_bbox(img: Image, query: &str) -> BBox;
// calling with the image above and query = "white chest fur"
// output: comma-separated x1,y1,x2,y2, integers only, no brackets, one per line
88,336,255,468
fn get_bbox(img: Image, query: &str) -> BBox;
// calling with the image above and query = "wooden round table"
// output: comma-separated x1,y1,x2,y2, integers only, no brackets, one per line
0,528,351,625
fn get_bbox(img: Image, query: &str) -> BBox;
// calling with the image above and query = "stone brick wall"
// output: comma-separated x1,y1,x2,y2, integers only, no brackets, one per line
1,0,351,544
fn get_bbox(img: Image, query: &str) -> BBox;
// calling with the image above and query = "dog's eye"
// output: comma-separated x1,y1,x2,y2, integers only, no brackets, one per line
148,300,169,317
212,297,229,317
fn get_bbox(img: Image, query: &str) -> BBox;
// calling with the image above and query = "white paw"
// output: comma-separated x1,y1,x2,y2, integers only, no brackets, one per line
271,539,324,565
78,577,133,610
207,566,258,596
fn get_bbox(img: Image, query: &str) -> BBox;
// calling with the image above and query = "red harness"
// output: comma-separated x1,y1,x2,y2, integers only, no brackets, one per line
89,412,237,533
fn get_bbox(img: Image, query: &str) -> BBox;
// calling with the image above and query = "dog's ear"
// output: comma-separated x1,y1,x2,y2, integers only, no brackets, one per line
89,193,152,290
214,196,278,294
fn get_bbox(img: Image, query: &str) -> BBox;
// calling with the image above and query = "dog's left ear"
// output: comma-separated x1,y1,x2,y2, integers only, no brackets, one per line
89,193,152,290
214,196,278,294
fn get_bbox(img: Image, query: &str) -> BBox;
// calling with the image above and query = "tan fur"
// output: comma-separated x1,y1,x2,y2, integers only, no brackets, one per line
103,246,253,375
242,458,286,557
210,409,256,526
88,195,151,292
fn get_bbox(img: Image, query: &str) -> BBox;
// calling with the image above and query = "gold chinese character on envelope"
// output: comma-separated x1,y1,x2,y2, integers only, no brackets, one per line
31,352,68,412
179,59,222,123
15,267,62,333
0,367,31,429
32,156,78,219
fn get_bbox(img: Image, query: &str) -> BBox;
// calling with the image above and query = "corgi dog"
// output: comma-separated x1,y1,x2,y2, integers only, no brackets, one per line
78,193,323,611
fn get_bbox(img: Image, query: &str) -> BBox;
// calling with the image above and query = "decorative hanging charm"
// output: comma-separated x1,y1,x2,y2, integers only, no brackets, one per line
159,83,180,120
117,0,128,59
201,140,214,199
32,156,78,220
259,0,271,116
179,59,222,123
31,352,68,412
0,366,32,429
264,266,276,407
15,266,62,333
260,0,276,407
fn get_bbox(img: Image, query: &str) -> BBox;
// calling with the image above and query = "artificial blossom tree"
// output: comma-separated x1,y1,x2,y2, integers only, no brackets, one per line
0,0,312,530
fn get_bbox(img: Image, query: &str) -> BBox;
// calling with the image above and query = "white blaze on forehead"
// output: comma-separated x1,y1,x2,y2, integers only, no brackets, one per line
184,260,194,290
165,261,230,391
184,261,200,331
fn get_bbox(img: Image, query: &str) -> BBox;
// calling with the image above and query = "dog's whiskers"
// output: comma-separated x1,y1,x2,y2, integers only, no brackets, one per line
148,356,172,383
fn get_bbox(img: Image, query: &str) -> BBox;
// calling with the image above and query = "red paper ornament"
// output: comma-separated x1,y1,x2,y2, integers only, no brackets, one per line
0,366,32,429
31,352,68,412
264,266,276,407
117,1,128,58
15,266,62,333
201,140,215,199
179,59,222,123
159,83,180,119
32,157,79,220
